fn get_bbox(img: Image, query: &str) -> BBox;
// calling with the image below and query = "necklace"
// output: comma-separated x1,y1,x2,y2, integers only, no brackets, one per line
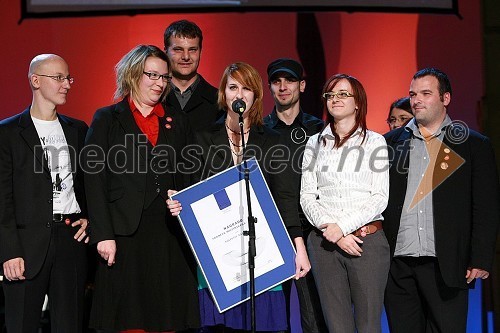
227,135,242,147
225,120,250,135
230,148,243,156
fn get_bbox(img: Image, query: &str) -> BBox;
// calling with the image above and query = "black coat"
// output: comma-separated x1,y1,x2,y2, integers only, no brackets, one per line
84,98,195,244
0,108,88,279
163,75,224,132
383,125,500,289
85,98,200,330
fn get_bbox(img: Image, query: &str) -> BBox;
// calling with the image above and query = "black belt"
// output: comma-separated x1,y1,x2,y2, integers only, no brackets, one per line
53,213,82,223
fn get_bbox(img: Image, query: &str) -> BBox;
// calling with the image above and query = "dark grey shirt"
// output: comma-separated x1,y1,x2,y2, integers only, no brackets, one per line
394,115,452,257
172,75,200,110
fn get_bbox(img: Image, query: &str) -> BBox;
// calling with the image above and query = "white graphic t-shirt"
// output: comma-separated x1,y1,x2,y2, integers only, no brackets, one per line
32,116,81,214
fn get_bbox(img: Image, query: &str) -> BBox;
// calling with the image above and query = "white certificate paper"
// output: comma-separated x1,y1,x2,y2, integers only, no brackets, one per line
191,179,284,291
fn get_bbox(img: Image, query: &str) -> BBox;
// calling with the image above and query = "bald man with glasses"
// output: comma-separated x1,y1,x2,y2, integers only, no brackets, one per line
0,54,89,333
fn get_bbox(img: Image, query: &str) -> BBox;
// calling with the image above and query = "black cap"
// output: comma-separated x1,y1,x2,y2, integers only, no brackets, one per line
267,58,303,82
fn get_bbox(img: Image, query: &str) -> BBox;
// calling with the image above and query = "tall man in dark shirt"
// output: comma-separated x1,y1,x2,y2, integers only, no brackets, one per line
163,20,223,131
263,58,327,333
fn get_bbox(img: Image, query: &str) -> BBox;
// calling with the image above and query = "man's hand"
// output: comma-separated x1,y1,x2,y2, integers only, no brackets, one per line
2,257,25,281
466,267,490,284
71,218,89,243
337,234,364,256
318,223,343,244
97,240,116,266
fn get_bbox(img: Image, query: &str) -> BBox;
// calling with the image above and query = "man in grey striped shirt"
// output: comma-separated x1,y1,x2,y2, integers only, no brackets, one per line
383,67,500,332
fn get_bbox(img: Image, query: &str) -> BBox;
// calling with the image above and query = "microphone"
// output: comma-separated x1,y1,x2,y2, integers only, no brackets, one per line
231,99,246,115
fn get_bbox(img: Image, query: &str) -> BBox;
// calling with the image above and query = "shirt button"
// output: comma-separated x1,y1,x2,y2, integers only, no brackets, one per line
46,222,51,228
419,210,423,213
419,227,423,231
156,188,161,193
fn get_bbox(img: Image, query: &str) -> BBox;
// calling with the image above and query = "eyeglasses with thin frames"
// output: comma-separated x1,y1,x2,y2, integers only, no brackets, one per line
35,74,74,84
322,91,355,101
387,116,412,125
143,72,171,82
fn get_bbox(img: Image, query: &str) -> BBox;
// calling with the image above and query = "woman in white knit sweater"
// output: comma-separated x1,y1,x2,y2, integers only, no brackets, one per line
300,73,390,333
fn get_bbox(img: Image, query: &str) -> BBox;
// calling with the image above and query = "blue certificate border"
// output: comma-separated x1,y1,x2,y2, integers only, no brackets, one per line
171,158,296,312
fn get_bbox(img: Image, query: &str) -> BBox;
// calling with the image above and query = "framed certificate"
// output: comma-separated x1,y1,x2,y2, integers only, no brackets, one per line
171,158,296,312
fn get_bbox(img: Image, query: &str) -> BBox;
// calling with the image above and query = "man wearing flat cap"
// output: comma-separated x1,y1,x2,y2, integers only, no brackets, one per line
264,58,327,333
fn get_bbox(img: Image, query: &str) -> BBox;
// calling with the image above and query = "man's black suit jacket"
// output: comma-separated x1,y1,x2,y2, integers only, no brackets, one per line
383,124,500,289
163,75,223,132
0,108,88,279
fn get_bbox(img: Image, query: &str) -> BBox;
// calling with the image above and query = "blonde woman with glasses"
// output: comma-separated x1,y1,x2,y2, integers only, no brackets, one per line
85,44,199,332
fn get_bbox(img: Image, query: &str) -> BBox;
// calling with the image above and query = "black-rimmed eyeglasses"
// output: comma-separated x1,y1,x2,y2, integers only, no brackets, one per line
143,72,171,82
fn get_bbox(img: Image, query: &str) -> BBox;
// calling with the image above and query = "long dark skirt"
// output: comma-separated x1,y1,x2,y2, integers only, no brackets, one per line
89,196,200,331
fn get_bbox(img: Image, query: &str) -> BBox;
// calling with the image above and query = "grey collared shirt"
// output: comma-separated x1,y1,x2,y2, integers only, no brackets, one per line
394,115,453,257
172,75,200,110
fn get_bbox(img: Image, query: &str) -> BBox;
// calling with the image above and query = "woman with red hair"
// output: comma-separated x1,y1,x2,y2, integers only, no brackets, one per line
301,74,390,333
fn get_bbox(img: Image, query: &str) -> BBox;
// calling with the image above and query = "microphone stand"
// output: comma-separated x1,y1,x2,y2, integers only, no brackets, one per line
238,112,257,333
